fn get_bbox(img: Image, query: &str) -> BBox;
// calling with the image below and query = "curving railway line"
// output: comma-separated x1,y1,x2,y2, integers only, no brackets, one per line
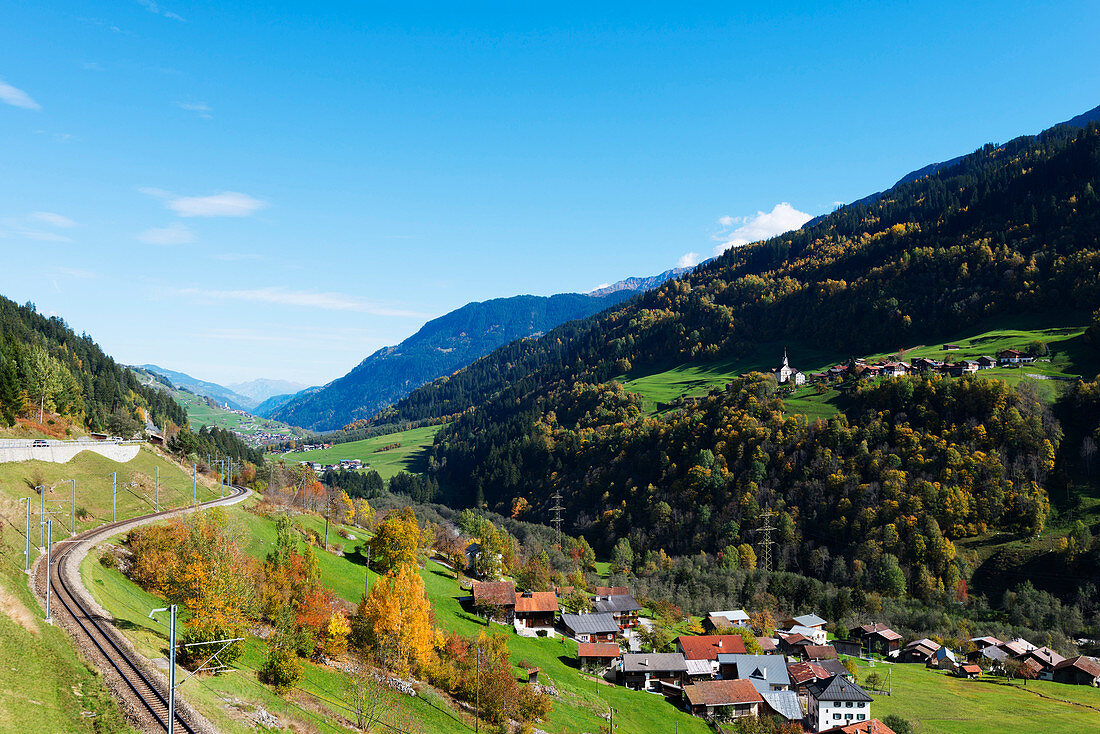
35,484,250,733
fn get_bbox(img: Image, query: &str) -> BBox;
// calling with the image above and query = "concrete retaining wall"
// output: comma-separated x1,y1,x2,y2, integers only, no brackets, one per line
0,440,141,464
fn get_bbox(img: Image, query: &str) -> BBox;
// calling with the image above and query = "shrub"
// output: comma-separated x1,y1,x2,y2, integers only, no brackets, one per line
259,647,302,693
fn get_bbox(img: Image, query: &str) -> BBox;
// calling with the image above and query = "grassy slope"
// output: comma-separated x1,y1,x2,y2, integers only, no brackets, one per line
621,314,1095,419
283,424,445,479
173,390,308,442
82,500,709,734
853,659,1100,733
0,447,222,734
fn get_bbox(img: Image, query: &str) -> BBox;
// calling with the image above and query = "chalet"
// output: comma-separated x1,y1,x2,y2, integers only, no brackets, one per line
578,642,621,672
998,638,1036,657
809,372,830,383
593,593,642,629
911,357,942,373
561,612,619,642
595,586,630,596
801,645,839,661
783,623,828,646
683,679,763,718
956,664,982,679
969,636,1003,650
685,659,716,682
826,365,849,380
620,652,688,692
805,675,873,732
849,623,902,657
676,635,747,670
997,348,1035,364
943,344,960,351
781,613,827,632
967,645,1007,667
881,361,909,377
471,580,516,623
897,638,939,664
949,360,979,376
778,632,814,655
787,661,831,694
1051,656,1100,686
703,609,750,631
976,356,997,369
833,639,862,657
819,721,897,734
774,350,806,386
1018,646,1065,679
513,590,558,630
716,654,791,694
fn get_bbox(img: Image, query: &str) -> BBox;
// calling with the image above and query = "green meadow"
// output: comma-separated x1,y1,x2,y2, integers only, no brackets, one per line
283,424,445,479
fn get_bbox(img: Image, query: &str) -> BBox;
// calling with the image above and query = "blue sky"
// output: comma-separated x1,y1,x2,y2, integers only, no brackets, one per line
2,1,1099,386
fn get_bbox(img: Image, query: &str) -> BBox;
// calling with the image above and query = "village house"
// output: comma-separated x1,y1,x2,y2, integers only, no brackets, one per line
703,609,751,631
774,350,806,386
949,360,980,376
997,348,1035,364
849,623,902,657
956,664,982,679
683,679,763,719
595,585,630,596
756,636,779,654
780,614,828,636
942,344,960,351
593,593,643,629
998,638,1037,657
778,632,815,656
471,580,516,623
1051,656,1100,686
676,635,747,672
926,645,957,669
897,638,939,664
910,357,942,373
976,356,997,369
805,675,874,732
1017,646,1065,680
513,590,558,632
801,644,839,661
782,623,828,646
787,661,831,696
717,654,791,693
561,612,619,642
880,361,909,377
620,652,688,692
685,659,716,683
578,642,621,672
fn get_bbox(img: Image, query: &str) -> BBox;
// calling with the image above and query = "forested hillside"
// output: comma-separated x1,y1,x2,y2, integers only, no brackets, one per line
272,290,636,431
0,296,186,433
378,119,1100,603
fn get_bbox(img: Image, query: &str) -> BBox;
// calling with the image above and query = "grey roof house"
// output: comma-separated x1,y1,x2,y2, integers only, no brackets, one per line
717,653,791,693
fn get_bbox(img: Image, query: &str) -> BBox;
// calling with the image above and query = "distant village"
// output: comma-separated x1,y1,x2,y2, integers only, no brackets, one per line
462,561,1100,732
765,346,1041,388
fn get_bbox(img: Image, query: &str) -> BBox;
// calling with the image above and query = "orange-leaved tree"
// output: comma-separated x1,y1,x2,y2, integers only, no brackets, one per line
352,563,438,676
367,507,421,575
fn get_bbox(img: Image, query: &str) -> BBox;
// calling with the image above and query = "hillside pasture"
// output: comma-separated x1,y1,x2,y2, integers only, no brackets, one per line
283,424,444,479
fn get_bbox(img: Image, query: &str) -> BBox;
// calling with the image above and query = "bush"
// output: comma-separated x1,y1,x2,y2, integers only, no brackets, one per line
882,714,914,734
259,647,302,693
99,552,119,570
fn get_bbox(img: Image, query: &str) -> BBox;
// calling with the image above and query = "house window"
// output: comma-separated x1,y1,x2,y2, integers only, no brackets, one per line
858,715,866,721
846,702,853,707
845,713,853,720
834,714,842,720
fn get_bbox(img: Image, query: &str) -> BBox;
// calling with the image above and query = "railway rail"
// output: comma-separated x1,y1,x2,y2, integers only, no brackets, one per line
35,484,250,733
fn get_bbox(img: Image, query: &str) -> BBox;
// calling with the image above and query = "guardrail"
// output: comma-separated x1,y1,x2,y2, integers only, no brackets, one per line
0,438,147,448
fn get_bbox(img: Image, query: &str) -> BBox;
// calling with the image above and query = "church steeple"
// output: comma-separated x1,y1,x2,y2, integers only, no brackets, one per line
783,348,789,368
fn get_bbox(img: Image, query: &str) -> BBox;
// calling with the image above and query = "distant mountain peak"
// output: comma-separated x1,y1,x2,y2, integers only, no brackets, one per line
587,267,692,297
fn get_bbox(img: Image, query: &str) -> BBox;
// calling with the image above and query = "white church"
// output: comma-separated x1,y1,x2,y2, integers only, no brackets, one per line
773,349,806,386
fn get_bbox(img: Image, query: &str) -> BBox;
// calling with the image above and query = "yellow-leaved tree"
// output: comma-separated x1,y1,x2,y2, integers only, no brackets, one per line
367,507,421,574
354,564,439,676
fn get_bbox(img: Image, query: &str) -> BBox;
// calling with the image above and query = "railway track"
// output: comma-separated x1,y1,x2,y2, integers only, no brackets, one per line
38,484,249,733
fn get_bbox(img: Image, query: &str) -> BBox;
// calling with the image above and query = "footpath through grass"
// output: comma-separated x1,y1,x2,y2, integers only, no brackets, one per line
283,424,445,479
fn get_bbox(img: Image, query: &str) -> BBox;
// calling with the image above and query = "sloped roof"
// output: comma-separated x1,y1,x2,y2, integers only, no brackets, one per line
472,580,515,606
1053,656,1100,677
819,721,897,734
959,665,982,674
676,634,747,661
806,675,873,703
761,690,803,721
514,591,558,613
803,645,838,660
716,654,791,694
710,609,750,622
578,642,621,658
854,623,902,641
683,679,762,707
561,612,619,636
787,624,821,638
787,661,829,685
970,636,1003,648
593,595,642,613
789,613,827,628
595,586,629,596
685,659,714,676
1021,647,1065,669
622,653,687,673
757,637,778,652
817,659,851,679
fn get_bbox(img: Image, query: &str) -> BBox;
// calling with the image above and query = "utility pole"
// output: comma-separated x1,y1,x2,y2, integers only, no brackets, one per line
757,510,777,572
550,489,564,549
37,485,45,548
475,643,480,734
110,473,117,522
192,464,197,504
149,605,178,734
19,498,30,573
364,545,372,597
70,479,75,535
43,519,52,621
155,466,160,512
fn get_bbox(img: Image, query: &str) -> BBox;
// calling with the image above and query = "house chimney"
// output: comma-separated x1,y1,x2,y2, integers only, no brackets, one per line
717,640,723,648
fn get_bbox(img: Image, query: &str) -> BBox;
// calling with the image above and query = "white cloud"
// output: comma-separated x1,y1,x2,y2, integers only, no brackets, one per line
176,286,428,317
30,211,76,228
712,202,812,256
167,191,266,217
51,267,96,279
677,251,701,268
138,222,194,245
0,78,40,110
138,0,185,21
20,230,73,243
176,101,212,119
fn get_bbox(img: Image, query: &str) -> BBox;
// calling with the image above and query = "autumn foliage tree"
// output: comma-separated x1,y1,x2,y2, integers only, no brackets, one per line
367,507,422,575
352,563,439,676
